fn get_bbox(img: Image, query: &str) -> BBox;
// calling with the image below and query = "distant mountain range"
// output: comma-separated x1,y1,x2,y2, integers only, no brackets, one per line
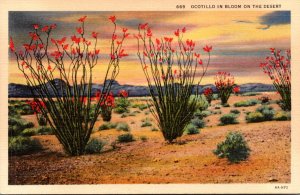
8,79,275,98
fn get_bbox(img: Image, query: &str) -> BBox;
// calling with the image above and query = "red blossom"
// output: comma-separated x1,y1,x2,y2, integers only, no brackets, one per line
57,37,67,45
122,28,128,33
78,16,87,22
33,24,39,30
51,51,62,59
147,28,152,37
118,49,128,58
203,45,212,52
109,16,116,23
232,86,240,93
112,34,117,40
174,29,180,37
38,44,44,49
182,27,186,33
140,23,148,30
76,27,83,34
50,24,57,29
29,32,39,41
95,49,100,55
63,44,69,50
194,53,200,58
41,25,49,32
9,37,15,52
92,32,98,38
118,90,128,98
71,35,81,44
156,38,161,45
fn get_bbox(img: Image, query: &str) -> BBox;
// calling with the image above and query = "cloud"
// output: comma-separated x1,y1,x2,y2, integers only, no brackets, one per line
258,11,290,30
233,20,253,24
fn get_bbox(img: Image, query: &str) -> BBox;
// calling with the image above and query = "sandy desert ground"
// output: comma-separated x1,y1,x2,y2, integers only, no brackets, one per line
8,92,290,184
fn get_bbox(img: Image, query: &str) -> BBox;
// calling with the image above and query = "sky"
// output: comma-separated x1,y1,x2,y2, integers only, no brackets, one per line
9,11,291,85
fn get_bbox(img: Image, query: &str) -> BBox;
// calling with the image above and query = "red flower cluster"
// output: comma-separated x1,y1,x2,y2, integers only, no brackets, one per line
118,90,128,98
203,87,213,96
214,72,235,89
27,100,46,115
232,86,240,93
100,93,115,107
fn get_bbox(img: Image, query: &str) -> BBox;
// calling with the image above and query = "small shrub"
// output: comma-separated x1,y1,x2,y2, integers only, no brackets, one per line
8,117,35,136
144,111,150,115
141,120,152,127
213,110,222,115
191,118,205,128
121,113,129,118
246,112,264,123
132,110,141,114
185,124,200,135
274,111,291,121
151,127,159,131
114,106,127,114
85,138,105,154
9,136,42,155
98,122,117,130
140,136,148,142
223,103,230,107
36,126,53,135
21,128,37,136
138,104,148,111
241,92,261,96
38,116,47,126
230,109,240,114
118,133,134,142
259,96,271,104
256,105,275,121
19,104,35,115
196,96,209,111
256,105,273,113
213,131,250,163
234,99,260,107
194,110,211,119
219,113,238,125
116,122,130,131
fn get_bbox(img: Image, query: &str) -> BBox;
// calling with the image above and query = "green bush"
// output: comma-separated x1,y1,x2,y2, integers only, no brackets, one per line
246,112,264,123
185,124,200,135
21,128,37,136
213,131,250,163
85,138,105,154
241,92,261,96
19,104,35,115
118,133,134,142
98,122,117,130
36,126,54,135
121,113,129,118
256,105,273,113
274,111,291,121
116,122,130,131
194,110,211,119
38,116,47,126
254,105,275,121
138,104,148,111
191,118,205,128
140,136,148,142
151,127,159,131
234,99,260,107
9,136,42,155
219,113,238,125
8,117,34,137
114,106,127,114
230,109,240,114
141,120,152,127
196,96,209,111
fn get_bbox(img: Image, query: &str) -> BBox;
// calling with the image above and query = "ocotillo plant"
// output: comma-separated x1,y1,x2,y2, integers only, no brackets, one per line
135,24,212,143
259,48,291,111
215,72,235,105
203,87,213,104
9,15,129,155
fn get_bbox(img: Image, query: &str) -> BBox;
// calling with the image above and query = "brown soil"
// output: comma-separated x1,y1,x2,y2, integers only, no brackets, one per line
9,92,291,184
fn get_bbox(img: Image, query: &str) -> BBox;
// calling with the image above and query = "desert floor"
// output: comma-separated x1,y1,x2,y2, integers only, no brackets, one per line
8,92,290,184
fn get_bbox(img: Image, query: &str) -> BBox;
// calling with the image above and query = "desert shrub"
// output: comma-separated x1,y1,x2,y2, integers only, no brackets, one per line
194,110,211,119
36,126,53,135
151,127,159,131
213,110,222,115
259,96,271,104
234,99,260,107
185,124,200,135
113,106,127,114
140,136,148,142
191,118,205,128
9,136,42,155
8,117,34,136
141,119,152,127
19,104,35,115
241,92,261,96
213,131,250,163
215,72,235,105
98,122,117,130
116,122,130,131
132,110,141,114
219,113,238,125
246,112,264,123
8,105,19,116
144,111,150,115
274,111,291,121
223,103,230,107
21,128,37,136
38,116,47,126
138,104,148,111
255,105,275,121
85,138,105,154
212,94,219,100
120,113,129,118
118,133,134,142
230,109,240,114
